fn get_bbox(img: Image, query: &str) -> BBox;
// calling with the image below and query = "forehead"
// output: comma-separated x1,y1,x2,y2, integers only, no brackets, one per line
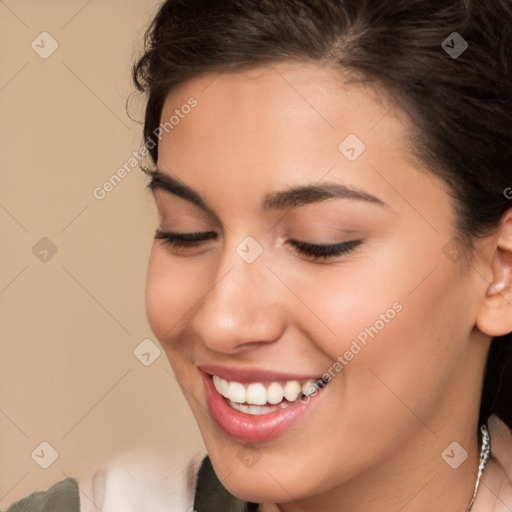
154,61,449,227
157,61,413,173
159,61,402,142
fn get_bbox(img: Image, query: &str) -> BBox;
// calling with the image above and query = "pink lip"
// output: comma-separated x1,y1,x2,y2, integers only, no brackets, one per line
199,368,328,443
198,363,322,384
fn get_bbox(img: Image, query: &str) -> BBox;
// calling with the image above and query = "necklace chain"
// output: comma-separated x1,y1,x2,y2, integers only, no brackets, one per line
465,424,491,512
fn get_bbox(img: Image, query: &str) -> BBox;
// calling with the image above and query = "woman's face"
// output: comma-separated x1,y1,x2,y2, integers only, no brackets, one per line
145,61,492,507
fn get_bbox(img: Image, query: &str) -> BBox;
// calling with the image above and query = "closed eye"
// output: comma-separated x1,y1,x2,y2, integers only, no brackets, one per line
154,229,362,262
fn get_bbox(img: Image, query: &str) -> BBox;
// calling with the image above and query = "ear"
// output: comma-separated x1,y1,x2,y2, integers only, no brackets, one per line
476,209,512,337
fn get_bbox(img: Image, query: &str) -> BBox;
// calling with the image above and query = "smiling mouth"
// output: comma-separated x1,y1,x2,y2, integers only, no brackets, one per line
210,374,328,415
200,369,331,442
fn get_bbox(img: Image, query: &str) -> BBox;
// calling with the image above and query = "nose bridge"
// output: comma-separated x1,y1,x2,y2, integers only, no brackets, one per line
191,231,285,351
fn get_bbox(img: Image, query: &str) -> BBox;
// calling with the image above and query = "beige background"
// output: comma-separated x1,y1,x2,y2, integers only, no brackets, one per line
0,0,204,506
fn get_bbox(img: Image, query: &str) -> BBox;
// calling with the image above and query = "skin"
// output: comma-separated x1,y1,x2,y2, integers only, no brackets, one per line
144,61,512,512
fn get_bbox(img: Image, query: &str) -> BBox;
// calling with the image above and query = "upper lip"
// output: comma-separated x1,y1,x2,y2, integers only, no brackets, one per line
198,363,322,383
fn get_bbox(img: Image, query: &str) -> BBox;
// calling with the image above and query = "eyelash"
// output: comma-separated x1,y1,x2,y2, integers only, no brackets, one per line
154,228,362,261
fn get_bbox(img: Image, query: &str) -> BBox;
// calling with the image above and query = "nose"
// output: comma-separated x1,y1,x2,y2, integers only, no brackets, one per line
191,235,286,354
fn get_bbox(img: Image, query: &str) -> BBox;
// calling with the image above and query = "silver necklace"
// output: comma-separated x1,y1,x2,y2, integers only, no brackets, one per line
465,424,491,512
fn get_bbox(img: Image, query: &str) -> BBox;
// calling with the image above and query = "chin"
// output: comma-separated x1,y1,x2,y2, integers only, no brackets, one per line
222,474,299,505
207,447,317,504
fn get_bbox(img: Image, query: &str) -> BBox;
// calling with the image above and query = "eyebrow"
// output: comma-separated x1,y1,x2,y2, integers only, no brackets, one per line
147,169,388,213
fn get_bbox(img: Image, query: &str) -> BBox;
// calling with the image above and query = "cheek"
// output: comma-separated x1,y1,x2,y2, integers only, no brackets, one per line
297,238,470,404
145,245,205,345
280,226,445,357
280,253,410,364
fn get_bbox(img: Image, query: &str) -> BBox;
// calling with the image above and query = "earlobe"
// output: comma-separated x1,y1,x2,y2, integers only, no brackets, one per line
476,209,512,337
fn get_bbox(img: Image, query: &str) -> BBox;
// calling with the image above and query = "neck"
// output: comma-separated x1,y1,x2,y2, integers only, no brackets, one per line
260,422,482,512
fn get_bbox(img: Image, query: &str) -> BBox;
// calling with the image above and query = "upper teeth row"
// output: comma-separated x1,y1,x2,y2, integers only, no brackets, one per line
212,375,320,405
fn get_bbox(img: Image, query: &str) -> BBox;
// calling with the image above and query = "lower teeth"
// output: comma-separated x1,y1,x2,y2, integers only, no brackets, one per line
227,395,307,415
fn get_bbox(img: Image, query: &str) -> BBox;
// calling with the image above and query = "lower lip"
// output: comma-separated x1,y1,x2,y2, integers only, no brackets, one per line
200,370,328,443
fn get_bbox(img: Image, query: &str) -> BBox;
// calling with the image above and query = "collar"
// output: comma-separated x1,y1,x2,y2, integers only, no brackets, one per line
193,455,259,512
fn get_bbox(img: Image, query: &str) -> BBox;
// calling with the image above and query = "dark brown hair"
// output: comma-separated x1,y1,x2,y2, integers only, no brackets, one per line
133,0,512,428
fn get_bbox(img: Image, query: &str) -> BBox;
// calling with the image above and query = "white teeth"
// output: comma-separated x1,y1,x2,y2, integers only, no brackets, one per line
212,375,324,410
283,380,302,402
227,381,246,403
246,383,267,405
302,380,317,396
228,399,294,415
267,382,284,404
212,375,228,395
